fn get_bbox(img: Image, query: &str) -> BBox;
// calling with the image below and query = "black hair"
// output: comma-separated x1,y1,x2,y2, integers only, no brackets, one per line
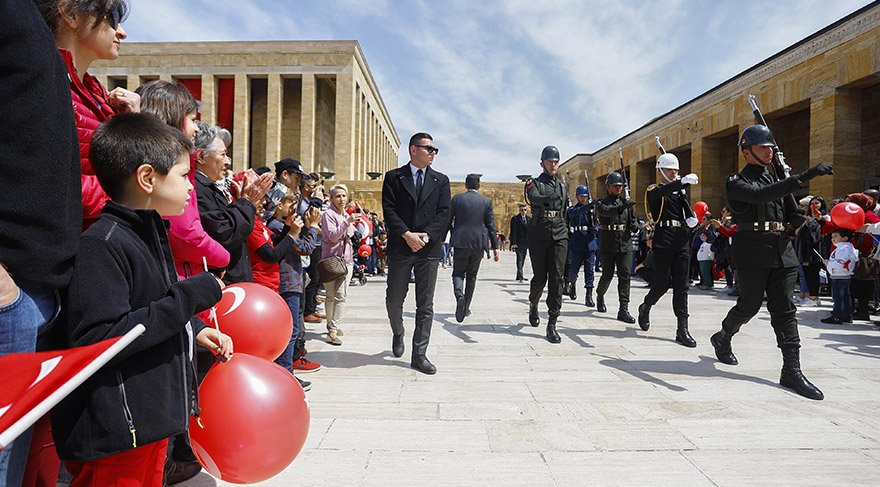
90,112,193,201
254,166,272,176
832,228,854,240
809,196,827,213
34,0,129,37
409,132,433,148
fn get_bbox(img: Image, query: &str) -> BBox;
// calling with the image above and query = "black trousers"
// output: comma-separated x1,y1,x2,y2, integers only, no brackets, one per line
303,245,322,315
528,238,568,317
853,278,874,316
721,266,800,349
643,246,690,318
386,252,440,358
596,250,633,308
803,262,820,297
452,248,483,310
514,246,528,280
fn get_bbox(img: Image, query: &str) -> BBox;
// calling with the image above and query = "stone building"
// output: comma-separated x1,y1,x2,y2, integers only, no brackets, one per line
560,3,880,218
90,41,400,179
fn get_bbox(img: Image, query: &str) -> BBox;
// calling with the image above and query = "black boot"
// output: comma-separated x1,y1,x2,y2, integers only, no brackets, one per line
585,287,595,307
675,316,696,347
780,348,824,400
546,315,561,343
596,294,607,313
617,307,636,324
710,330,737,365
569,283,577,301
528,303,540,327
637,303,650,331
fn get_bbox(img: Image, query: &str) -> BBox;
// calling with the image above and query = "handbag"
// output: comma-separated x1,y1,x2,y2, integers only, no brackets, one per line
317,233,349,283
853,234,880,281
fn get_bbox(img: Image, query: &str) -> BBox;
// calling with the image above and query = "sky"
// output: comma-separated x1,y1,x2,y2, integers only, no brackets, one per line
123,0,873,181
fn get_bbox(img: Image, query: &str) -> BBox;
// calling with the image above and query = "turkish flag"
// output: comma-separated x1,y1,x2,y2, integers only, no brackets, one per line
0,324,145,448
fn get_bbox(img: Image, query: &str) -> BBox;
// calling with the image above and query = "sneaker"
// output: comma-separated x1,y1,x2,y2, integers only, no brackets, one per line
292,357,322,373
327,331,342,346
296,376,312,391
800,298,818,307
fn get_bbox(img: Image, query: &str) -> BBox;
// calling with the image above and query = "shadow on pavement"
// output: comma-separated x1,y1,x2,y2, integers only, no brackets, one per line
595,354,780,392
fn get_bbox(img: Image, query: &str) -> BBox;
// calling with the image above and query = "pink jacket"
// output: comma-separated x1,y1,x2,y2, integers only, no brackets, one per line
320,205,355,264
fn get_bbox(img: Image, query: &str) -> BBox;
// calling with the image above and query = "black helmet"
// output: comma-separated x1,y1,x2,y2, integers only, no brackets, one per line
739,125,776,148
540,145,560,161
605,171,625,186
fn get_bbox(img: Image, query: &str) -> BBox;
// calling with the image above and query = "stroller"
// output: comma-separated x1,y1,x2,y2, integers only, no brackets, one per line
350,231,368,286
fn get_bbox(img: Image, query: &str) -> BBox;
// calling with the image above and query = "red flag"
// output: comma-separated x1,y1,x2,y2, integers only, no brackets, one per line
0,324,145,448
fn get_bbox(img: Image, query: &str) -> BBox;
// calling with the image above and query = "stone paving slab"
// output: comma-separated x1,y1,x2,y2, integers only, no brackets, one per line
180,252,880,486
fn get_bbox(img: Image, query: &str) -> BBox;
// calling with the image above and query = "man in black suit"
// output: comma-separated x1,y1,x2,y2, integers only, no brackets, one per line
382,132,451,375
509,204,530,281
450,174,499,323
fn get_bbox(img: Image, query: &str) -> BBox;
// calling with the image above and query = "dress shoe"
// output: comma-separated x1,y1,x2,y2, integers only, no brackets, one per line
584,288,595,307
820,316,843,324
392,333,404,357
675,317,697,347
455,295,467,323
411,356,437,375
596,294,607,313
304,313,322,323
780,348,824,400
710,331,737,365
546,315,561,343
617,308,636,324
529,303,540,327
637,303,651,331
164,458,202,485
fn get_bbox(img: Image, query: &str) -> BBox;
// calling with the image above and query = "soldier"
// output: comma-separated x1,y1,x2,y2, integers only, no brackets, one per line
636,153,700,347
525,145,569,343
710,124,832,400
594,171,638,323
566,185,598,306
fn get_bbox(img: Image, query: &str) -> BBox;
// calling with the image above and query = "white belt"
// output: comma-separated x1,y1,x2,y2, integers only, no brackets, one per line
544,211,561,218
570,225,592,231
603,224,626,231
751,221,785,232
656,220,682,227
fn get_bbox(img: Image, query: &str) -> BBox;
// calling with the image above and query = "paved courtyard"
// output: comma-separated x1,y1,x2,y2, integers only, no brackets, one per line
183,251,880,486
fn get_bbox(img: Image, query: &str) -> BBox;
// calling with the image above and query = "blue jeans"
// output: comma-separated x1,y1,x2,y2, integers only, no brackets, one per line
797,264,808,294
830,278,852,321
0,284,58,487
275,291,302,372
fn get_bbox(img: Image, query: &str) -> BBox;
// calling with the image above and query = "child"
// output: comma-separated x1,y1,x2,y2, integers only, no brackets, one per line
696,232,715,290
821,228,858,324
243,178,304,292
53,113,232,486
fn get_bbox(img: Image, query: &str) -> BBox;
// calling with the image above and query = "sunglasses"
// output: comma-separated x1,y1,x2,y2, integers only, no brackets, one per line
415,144,439,155
103,5,124,29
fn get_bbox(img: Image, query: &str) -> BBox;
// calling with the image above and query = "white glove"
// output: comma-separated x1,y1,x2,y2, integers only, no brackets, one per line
681,173,699,185
685,217,699,228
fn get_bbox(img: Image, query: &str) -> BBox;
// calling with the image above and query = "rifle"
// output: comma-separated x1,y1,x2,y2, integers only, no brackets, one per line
747,94,805,228
584,169,599,227
618,144,631,200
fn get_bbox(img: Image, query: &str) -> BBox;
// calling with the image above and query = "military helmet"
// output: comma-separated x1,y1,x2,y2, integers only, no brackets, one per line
656,153,680,170
605,171,625,186
739,124,776,148
576,185,590,197
540,145,560,161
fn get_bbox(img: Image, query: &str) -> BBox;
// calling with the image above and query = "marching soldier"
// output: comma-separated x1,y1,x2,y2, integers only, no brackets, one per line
594,171,638,323
525,145,569,343
636,153,700,347
710,124,832,400
566,185,598,307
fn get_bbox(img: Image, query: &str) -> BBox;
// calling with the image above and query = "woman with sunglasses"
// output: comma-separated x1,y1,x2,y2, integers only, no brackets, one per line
35,0,139,230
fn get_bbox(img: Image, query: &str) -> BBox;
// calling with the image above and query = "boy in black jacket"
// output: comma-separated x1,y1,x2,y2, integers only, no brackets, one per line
52,113,233,485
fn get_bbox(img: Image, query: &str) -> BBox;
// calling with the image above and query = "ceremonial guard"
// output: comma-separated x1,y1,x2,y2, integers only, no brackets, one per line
710,124,832,400
565,185,598,306
636,152,700,347
594,171,637,323
525,145,569,343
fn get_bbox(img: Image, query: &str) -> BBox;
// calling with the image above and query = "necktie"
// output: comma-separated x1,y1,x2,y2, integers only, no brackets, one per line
416,169,423,196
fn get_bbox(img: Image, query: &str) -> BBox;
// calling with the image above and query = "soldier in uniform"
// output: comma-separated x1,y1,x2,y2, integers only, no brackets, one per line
636,153,700,347
594,171,638,323
525,145,569,343
565,185,598,307
710,124,832,400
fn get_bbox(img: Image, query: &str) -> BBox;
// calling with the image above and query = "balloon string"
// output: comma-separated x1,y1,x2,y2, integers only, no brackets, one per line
204,256,226,363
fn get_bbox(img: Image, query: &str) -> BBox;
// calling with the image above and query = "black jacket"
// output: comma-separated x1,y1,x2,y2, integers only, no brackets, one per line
595,194,637,254
646,180,694,250
526,172,569,242
509,213,530,248
450,190,497,250
381,164,451,258
0,0,80,291
195,171,257,284
53,202,221,461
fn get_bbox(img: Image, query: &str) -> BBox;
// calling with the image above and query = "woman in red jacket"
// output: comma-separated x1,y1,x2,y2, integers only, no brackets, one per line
35,0,138,229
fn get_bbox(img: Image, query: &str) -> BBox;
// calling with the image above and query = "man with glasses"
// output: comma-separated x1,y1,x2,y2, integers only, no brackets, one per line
525,145,569,343
509,204,530,281
382,133,451,374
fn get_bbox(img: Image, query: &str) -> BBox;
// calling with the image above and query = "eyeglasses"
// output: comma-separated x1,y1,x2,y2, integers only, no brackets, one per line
415,144,439,155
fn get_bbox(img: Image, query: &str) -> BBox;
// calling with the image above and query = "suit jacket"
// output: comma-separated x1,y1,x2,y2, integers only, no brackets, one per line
509,214,530,248
450,189,497,250
381,163,451,259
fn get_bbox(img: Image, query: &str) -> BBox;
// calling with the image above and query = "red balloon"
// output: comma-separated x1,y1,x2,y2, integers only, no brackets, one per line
190,354,310,484
212,282,292,361
358,244,372,257
693,201,709,221
830,202,865,230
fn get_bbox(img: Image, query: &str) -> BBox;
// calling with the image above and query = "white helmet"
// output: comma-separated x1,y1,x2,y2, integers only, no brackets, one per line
656,153,680,170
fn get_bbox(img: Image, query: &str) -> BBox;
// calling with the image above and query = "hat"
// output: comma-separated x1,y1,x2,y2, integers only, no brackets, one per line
847,193,875,212
274,158,304,176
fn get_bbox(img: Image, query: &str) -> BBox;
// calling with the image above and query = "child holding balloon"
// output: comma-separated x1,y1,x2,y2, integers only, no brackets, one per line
53,114,233,486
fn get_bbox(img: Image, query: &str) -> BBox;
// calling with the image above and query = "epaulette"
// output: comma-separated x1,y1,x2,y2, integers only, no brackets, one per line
646,184,658,191
525,179,535,189
727,174,739,182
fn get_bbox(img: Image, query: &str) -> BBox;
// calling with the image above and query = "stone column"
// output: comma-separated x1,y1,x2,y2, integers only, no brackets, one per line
231,74,250,172
159,73,173,82
126,74,139,92
300,74,317,171
334,62,356,180
266,73,283,164
200,75,216,125
809,88,861,197
691,137,724,212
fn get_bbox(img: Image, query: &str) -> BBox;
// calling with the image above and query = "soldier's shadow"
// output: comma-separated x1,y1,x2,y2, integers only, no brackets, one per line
818,331,880,359
594,354,780,392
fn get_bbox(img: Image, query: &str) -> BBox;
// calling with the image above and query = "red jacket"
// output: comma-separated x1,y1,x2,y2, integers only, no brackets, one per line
247,218,281,292
61,49,115,229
